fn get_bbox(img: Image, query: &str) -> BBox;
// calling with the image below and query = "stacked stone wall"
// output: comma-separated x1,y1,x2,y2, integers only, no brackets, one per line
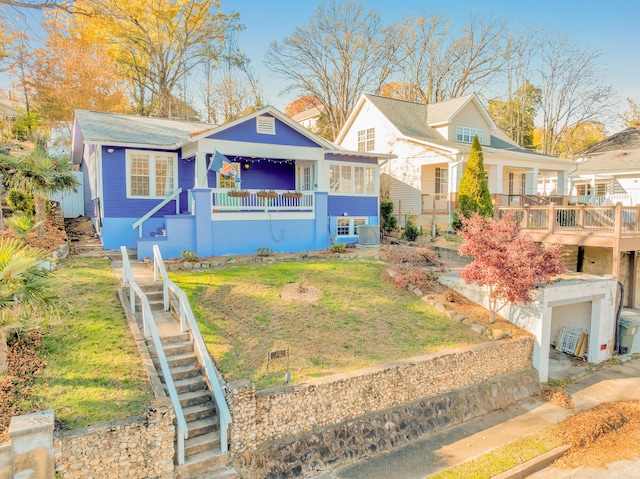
53,399,175,479
227,337,534,453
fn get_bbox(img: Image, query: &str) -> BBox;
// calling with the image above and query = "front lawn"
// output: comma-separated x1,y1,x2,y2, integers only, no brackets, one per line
31,256,153,429
171,259,484,389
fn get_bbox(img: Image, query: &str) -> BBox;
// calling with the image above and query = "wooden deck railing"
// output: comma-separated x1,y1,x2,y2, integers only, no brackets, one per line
498,203,640,235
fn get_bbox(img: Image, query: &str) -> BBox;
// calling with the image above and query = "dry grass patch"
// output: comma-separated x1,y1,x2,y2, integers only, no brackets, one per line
171,260,485,389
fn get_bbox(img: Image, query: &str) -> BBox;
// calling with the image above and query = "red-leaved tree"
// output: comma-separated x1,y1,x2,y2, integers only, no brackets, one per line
459,212,565,322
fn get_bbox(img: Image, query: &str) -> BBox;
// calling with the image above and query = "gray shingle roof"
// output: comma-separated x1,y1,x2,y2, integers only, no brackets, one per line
74,110,214,147
364,94,564,162
572,128,640,176
363,94,460,148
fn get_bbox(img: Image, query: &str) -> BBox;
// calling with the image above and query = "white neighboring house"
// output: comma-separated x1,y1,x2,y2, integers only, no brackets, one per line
291,106,324,133
335,93,575,231
569,127,640,206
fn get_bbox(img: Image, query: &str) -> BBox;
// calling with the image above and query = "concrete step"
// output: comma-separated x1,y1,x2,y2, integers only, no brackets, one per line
160,333,191,345
175,450,233,478
159,363,201,381
155,351,198,369
183,402,216,423
149,340,193,358
135,298,164,311
178,390,212,408
169,376,206,394
187,416,218,437
184,430,220,457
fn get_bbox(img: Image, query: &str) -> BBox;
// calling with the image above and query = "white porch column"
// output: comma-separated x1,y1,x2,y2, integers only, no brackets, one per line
526,167,539,195
493,164,503,195
194,152,209,188
556,170,567,196
448,157,464,194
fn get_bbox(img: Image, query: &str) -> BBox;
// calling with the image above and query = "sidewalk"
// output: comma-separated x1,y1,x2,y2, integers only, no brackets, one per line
309,357,640,479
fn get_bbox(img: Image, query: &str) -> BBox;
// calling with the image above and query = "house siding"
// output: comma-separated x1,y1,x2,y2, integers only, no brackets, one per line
208,114,319,147
449,101,491,146
338,101,400,154
383,173,421,215
327,195,377,217
101,146,183,219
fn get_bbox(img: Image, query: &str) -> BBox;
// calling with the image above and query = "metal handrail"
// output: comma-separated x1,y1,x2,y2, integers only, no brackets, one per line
132,187,182,237
120,246,189,465
152,245,232,453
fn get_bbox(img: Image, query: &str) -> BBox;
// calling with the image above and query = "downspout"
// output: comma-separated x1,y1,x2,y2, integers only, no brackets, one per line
448,156,465,231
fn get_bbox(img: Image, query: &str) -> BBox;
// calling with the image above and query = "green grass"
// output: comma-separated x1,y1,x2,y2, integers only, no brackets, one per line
427,425,563,479
171,260,484,389
31,256,153,429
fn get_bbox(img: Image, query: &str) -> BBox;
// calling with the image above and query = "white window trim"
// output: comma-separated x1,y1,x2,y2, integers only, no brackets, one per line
336,217,368,237
329,162,377,196
125,149,178,199
456,126,483,144
357,128,375,151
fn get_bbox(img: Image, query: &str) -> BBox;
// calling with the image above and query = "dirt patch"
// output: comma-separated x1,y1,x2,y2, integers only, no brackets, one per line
2,206,67,253
279,282,323,304
555,401,640,468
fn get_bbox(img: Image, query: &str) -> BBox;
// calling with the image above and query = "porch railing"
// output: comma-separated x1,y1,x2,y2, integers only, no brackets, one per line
211,188,314,212
498,203,640,234
570,194,638,207
152,245,232,453
421,194,449,212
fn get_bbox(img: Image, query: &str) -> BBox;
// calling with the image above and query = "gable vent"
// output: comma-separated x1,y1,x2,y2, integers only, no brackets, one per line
256,115,275,135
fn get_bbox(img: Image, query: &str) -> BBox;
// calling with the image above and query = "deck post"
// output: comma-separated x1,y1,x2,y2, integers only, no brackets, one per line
612,203,623,279
547,202,555,233
629,251,636,308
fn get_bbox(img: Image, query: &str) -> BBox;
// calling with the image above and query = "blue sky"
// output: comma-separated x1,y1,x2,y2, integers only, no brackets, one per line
4,0,638,132
227,0,640,131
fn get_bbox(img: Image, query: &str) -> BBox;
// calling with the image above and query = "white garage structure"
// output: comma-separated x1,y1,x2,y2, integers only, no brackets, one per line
439,273,618,382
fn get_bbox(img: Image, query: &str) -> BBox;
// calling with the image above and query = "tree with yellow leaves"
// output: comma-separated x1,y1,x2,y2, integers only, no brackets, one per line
30,12,131,131
81,0,241,117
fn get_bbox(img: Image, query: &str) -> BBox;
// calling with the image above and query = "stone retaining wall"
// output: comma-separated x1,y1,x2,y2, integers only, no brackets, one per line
242,367,540,478
226,337,535,456
54,398,175,479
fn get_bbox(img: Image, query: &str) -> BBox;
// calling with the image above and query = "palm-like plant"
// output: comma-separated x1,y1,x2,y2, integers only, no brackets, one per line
0,238,60,372
4,147,79,238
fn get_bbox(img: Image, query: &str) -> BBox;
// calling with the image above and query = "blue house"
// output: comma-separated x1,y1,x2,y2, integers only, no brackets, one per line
71,107,391,259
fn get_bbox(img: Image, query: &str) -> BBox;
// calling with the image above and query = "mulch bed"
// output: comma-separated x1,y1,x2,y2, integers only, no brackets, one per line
0,330,46,442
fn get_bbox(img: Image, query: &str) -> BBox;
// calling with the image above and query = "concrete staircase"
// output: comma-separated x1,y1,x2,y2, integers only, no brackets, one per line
139,282,237,478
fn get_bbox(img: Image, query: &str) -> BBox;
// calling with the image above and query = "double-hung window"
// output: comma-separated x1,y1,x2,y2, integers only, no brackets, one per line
330,164,375,195
357,128,375,151
456,126,483,144
126,150,177,198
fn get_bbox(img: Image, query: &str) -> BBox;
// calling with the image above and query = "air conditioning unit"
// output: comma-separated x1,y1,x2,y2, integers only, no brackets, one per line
358,225,380,246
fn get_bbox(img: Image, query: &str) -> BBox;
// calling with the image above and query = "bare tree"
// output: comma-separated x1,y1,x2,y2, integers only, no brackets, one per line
394,15,510,104
200,26,263,124
538,33,614,157
265,0,399,140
